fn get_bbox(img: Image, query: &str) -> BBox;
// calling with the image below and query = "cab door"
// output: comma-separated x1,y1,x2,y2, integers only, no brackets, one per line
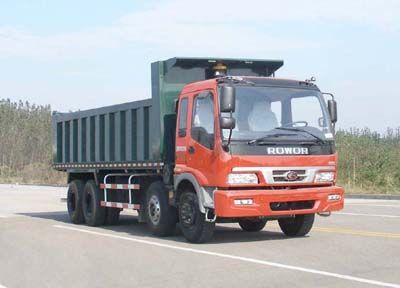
175,96,190,166
186,91,217,185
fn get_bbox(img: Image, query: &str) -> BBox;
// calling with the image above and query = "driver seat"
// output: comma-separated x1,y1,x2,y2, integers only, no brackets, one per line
248,102,278,131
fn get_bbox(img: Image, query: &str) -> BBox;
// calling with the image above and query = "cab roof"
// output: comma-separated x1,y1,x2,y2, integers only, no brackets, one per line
182,76,320,93
234,76,320,91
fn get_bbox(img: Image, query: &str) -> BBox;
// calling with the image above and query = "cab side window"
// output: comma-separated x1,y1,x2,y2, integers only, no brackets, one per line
191,92,214,149
178,98,188,137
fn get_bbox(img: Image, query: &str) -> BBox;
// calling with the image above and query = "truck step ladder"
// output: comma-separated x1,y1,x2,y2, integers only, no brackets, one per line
100,174,141,210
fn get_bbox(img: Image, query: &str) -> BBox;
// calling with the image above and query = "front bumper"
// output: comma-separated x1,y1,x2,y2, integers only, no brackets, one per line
214,186,344,218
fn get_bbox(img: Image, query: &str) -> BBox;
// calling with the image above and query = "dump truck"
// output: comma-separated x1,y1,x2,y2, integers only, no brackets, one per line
52,57,344,243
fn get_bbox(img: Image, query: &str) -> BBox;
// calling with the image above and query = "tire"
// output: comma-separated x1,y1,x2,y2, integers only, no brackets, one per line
67,180,85,224
238,218,267,232
278,214,315,237
104,192,121,226
145,181,177,236
82,180,106,226
179,190,215,243
105,209,120,225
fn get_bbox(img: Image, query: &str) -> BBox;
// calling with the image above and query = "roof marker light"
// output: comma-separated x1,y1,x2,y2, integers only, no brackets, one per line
213,63,228,77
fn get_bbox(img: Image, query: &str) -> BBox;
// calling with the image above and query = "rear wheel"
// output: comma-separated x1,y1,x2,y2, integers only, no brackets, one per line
238,218,267,232
82,180,106,226
278,214,315,237
179,190,215,243
145,181,177,236
67,180,85,224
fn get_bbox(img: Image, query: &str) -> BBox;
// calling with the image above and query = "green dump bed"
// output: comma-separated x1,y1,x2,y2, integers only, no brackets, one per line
52,57,283,171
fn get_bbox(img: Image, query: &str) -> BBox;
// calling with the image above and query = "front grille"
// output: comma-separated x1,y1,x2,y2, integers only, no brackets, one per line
272,169,307,182
270,200,315,211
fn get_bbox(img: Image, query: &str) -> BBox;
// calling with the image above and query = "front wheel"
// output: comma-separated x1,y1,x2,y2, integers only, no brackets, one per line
238,218,267,232
179,190,215,243
278,214,315,237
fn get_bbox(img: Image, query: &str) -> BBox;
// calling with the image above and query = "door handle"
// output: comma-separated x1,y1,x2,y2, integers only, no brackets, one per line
188,146,195,154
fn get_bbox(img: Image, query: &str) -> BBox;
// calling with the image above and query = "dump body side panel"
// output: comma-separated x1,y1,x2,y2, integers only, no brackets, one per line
52,99,158,170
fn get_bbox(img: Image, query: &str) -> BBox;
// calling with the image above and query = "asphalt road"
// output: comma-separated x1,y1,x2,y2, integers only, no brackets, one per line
0,184,399,288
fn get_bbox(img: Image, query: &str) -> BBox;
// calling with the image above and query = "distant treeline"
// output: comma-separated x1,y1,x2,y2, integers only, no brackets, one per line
0,99,399,193
0,99,64,184
336,128,400,194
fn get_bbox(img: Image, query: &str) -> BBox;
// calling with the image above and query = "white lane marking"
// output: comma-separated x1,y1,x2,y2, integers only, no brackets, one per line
336,212,400,218
54,224,400,288
0,283,8,288
0,214,19,218
345,203,400,208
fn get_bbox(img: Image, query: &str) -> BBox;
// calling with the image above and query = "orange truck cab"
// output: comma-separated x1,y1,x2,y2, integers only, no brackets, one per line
173,61,344,242
54,57,344,243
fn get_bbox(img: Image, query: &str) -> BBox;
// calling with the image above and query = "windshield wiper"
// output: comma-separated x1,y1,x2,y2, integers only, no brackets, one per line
274,127,324,143
247,133,296,145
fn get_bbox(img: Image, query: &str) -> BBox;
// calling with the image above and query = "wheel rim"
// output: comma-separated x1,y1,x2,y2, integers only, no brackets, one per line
180,195,196,228
148,195,161,225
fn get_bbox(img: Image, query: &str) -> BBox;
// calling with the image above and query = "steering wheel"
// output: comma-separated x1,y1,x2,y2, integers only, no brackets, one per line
282,121,308,127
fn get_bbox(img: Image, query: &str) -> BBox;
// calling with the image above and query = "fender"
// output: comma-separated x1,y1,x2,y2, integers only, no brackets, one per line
174,173,214,213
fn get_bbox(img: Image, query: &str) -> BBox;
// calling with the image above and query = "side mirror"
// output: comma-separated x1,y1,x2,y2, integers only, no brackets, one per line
220,117,236,130
328,99,337,123
220,86,236,113
174,99,179,113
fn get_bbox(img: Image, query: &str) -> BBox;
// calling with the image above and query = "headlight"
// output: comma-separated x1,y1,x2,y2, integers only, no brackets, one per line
227,173,258,185
315,171,335,183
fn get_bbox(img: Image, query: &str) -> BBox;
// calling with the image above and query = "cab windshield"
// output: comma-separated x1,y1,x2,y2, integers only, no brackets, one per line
220,86,333,141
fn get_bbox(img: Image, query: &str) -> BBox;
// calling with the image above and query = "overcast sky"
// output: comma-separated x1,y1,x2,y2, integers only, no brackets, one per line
0,0,399,132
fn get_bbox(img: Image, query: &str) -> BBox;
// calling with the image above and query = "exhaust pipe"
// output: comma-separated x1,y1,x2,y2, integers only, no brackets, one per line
318,211,331,217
